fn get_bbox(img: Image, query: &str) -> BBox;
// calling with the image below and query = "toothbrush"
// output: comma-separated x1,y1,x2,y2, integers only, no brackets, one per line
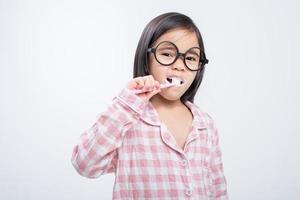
133,80,179,94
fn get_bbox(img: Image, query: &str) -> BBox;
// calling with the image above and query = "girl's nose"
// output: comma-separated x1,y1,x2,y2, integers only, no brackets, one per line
171,56,185,71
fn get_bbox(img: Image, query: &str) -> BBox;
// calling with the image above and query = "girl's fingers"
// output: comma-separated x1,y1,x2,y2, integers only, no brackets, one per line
144,76,151,90
127,75,161,101
154,80,160,89
143,76,161,99
143,87,161,101
145,75,155,90
127,77,144,90
136,78,145,89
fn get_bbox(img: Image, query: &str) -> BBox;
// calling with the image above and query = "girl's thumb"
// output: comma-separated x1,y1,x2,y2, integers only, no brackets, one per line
146,87,161,100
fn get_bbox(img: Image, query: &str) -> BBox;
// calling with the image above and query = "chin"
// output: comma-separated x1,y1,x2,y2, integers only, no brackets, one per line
158,92,183,101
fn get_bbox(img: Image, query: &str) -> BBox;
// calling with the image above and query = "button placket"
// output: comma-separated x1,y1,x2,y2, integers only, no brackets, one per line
180,155,194,198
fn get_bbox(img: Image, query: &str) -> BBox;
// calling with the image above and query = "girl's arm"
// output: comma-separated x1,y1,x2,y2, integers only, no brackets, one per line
71,88,147,178
210,123,229,199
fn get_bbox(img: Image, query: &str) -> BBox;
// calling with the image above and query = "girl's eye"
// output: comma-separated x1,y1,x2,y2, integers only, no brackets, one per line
162,53,171,57
186,56,197,61
160,52,175,57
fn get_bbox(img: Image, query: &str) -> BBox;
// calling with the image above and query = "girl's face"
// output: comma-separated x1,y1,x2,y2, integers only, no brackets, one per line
149,28,199,101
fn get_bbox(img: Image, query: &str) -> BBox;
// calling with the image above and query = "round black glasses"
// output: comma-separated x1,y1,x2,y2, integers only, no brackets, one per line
147,41,209,71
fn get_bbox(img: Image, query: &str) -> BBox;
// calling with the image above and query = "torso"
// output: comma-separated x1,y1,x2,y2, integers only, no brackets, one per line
156,105,193,150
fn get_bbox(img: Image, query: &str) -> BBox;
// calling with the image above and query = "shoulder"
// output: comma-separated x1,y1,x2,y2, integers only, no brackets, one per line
185,101,217,129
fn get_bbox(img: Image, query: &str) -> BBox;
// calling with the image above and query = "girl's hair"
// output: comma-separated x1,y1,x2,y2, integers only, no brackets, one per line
133,12,208,103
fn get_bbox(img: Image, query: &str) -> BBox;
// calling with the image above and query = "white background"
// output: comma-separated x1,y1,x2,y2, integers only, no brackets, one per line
1,0,299,199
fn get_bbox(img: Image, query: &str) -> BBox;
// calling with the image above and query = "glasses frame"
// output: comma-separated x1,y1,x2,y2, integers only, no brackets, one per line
147,41,209,71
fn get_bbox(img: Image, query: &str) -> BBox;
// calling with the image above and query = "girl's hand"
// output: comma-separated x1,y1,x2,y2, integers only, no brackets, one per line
127,75,161,101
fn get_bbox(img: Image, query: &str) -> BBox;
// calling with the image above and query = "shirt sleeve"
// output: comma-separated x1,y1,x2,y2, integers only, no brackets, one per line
71,88,147,178
210,123,229,199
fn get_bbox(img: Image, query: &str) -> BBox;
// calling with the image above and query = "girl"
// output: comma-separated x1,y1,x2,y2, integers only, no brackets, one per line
71,12,228,200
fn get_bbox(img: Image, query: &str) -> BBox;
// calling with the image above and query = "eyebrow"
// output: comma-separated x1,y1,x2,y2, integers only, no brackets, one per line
187,49,200,57
158,46,176,51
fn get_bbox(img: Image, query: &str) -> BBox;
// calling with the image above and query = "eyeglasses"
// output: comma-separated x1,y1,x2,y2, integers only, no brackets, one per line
147,41,209,71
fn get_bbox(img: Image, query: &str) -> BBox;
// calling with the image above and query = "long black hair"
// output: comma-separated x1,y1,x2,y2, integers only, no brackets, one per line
133,12,208,103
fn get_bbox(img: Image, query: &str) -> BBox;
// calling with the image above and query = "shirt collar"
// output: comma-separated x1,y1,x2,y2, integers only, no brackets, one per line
140,100,208,130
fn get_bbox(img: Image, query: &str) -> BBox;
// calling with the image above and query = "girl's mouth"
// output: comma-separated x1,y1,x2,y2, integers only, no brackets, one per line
166,76,185,86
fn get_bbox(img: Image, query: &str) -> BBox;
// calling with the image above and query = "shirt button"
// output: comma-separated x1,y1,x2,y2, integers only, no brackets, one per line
185,188,192,196
181,159,188,167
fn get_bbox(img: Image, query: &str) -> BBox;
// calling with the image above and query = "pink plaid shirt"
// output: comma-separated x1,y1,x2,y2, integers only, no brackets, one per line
71,88,228,200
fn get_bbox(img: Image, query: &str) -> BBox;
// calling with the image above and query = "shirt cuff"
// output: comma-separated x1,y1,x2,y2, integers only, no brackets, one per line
115,87,148,115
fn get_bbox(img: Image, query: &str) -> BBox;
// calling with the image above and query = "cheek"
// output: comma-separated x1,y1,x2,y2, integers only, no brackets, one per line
149,57,167,81
186,72,197,85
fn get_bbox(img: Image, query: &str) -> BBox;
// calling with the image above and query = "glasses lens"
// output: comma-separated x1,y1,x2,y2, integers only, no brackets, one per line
185,47,201,70
155,42,177,65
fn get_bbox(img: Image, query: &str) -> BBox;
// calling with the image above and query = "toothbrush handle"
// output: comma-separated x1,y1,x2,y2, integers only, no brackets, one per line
133,83,173,94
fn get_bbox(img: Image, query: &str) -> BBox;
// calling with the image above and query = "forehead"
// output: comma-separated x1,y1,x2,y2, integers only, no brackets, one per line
153,28,199,50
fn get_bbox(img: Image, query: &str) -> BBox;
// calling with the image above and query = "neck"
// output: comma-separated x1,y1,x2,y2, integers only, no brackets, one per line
150,94,185,111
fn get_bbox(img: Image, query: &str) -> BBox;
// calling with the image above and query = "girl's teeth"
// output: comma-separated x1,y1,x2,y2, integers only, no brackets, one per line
166,77,184,85
173,78,181,85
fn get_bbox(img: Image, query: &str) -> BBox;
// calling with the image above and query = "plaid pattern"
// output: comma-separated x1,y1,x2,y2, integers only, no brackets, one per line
71,88,228,200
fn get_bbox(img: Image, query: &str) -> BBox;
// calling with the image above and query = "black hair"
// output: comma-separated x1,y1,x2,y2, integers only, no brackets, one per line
133,12,208,103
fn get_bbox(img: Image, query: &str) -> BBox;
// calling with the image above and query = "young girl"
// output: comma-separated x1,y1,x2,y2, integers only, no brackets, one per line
71,12,228,200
